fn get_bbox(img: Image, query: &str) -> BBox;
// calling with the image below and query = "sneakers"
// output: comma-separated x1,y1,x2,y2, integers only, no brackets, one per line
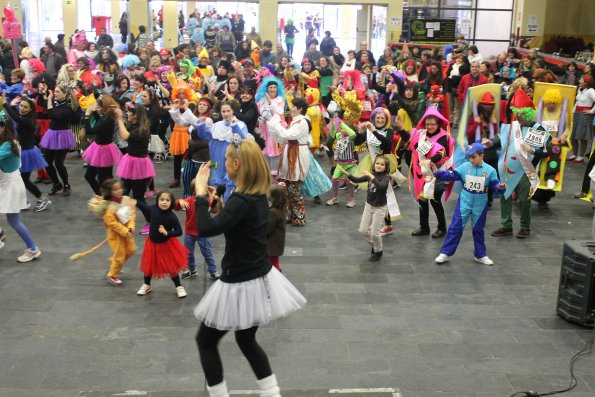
62,184,71,196
209,272,220,280
17,248,41,263
474,256,494,266
313,196,322,204
48,182,63,195
567,154,577,161
369,250,383,262
140,223,151,235
345,200,355,208
168,179,180,188
326,197,338,206
34,198,51,212
137,284,152,296
491,228,513,237
107,276,124,286
573,156,585,163
434,253,450,264
517,228,530,239
181,269,198,279
144,190,157,199
379,226,393,236
176,286,187,298
572,192,588,199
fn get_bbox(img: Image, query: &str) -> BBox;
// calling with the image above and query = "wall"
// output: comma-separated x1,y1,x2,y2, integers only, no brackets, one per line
543,0,595,43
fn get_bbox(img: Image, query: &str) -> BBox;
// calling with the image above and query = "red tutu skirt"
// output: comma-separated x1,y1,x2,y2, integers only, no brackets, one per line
140,237,189,278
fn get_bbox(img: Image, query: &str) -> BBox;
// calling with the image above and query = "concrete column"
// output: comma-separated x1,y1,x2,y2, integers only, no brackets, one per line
386,0,403,44
62,0,78,40
129,0,150,38
110,0,120,34
259,0,278,51
163,0,178,50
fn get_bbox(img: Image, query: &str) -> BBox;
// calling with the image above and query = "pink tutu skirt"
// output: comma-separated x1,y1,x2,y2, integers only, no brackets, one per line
116,154,155,180
140,237,188,278
83,142,122,167
39,129,77,150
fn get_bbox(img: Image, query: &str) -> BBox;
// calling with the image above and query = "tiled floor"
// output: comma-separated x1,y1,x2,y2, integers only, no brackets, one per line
0,153,593,397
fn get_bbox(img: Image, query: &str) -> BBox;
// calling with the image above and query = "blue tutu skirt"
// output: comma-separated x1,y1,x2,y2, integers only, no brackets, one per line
40,129,77,151
301,153,332,197
20,147,48,173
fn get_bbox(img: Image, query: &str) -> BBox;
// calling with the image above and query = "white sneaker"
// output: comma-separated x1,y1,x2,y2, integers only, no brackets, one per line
326,198,338,206
474,256,494,266
176,286,187,298
137,284,152,296
434,253,450,264
17,248,41,263
345,200,355,208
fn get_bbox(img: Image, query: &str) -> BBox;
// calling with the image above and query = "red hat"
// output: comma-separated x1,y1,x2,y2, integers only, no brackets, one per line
510,88,535,109
159,48,171,56
430,85,441,95
479,92,495,105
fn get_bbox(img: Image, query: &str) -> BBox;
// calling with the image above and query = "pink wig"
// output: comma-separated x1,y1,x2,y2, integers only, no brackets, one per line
341,69,365,92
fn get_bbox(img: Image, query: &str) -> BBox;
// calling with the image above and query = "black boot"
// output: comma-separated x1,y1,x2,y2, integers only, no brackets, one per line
369,250,383,262
411,227,430,236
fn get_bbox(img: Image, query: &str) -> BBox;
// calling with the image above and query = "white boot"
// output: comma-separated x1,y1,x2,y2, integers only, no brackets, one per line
207,380,230,397
257,374,281,397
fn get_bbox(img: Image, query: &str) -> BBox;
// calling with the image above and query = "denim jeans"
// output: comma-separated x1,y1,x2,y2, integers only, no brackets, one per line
184,233,217,273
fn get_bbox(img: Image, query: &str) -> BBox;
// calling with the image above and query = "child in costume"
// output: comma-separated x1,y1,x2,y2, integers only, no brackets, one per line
267,184,287,272
338,155,391,262
425,85,450,122
175,180,220,280
326,120,358,207
168,82,197,188
431,143,505,265
137,191,189,298
92,179,136,286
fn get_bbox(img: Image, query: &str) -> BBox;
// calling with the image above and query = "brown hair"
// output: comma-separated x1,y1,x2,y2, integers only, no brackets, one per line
226,139,271,195
268,184,288,210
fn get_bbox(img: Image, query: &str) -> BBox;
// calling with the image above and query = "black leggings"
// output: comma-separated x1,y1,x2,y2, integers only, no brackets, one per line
419,183,446,231
44,149,69,186
196,324,272,386
581,154,595,194
143,274,181,287
122,178,151,222
21,172,42,199
84,166,113,195
173,155,183,181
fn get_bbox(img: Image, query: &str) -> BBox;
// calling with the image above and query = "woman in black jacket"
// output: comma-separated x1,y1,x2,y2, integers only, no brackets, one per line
236,86,264,149
81,96,121,195
193,140,306,397
38,83,78,196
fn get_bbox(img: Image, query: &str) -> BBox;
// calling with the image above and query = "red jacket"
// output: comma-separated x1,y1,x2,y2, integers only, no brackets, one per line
457,73,488,103
175,196,201,236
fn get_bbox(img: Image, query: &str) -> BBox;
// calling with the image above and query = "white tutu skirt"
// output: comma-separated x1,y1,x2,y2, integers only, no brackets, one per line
194,267,307,331
0,170,28,213
148,135,166,154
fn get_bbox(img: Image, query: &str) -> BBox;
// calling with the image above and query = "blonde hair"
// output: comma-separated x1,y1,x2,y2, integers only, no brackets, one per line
226,140,270,195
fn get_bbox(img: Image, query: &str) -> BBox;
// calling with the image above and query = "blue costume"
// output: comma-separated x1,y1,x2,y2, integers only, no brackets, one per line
436,158,500,258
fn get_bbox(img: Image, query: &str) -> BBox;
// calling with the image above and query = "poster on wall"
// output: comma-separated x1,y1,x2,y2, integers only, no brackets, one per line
409,19,456,43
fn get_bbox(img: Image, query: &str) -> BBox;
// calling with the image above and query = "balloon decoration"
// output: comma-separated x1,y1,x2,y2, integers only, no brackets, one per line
2,5,23,68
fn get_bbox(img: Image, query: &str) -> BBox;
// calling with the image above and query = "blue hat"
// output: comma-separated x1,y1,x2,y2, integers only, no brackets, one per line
465,142,485,156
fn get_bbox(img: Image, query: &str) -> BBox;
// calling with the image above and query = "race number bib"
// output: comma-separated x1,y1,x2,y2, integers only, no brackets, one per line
465,175,485,192
416,139,434,157
540,120,558,133
524,127,547,148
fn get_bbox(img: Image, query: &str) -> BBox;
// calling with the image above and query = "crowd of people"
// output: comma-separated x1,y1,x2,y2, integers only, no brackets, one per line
1,13,595,396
